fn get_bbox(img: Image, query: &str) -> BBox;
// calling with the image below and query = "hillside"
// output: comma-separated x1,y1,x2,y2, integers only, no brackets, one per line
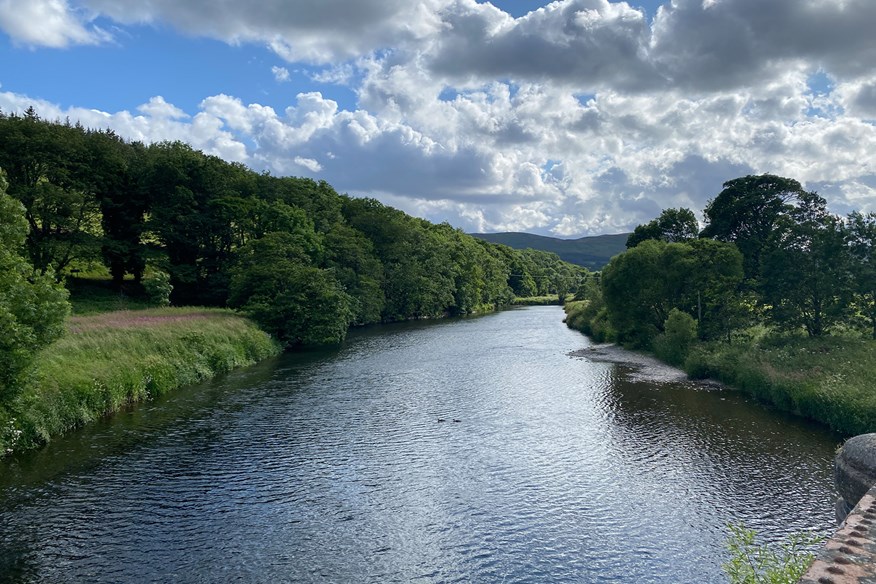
471,232,629,270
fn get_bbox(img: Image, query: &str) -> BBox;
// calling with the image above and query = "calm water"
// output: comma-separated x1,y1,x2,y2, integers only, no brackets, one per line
0,306,839,583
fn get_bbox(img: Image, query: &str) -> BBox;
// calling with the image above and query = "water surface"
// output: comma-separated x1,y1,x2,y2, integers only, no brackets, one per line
0,306,839,583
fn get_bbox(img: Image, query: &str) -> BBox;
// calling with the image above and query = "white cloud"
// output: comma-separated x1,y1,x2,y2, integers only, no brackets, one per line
82,0,449,63
0,0,110,47
137,96,188,119
271,66,290,83
3,0,876,236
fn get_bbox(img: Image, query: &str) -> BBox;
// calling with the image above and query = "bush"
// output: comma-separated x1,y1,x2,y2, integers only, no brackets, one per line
723,523,820,584
654,309,698,366
229,232,355,347
142,269,173,306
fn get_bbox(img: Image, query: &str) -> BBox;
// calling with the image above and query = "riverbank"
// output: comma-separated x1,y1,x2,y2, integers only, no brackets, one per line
564,301,876,437
0,307,281,455
511,295,563,306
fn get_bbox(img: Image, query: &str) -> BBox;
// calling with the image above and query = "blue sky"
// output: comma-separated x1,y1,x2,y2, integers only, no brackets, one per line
0,0,874,237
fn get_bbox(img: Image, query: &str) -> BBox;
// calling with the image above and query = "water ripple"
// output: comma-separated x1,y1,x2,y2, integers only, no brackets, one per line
0,307,838,583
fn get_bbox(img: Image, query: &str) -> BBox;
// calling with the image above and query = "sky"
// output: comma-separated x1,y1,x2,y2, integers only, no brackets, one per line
0,0,874,237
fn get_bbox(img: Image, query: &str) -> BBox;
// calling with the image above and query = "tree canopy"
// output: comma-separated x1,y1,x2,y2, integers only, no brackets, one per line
0,111,587,349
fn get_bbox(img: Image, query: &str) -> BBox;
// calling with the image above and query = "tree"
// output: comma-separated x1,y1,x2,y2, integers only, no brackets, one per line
0,112,101,276
87,131,149,286
626,207,699,248
0,170,69,401
701,175,806,280
228,232,354,347
601,238,744,347
760,192,851,337
601,239,671,347
846,212,876,338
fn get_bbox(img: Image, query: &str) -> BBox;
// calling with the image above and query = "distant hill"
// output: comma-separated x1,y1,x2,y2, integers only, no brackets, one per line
471,232,629,270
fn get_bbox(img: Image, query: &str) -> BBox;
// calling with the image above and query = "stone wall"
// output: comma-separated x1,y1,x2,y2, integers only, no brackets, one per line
800,434,876,584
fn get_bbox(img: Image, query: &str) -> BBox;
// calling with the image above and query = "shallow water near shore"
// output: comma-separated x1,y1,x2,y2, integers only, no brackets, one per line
0,306,839,583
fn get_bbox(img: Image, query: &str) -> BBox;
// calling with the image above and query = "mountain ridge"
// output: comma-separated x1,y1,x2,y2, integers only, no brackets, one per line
470,232,629,270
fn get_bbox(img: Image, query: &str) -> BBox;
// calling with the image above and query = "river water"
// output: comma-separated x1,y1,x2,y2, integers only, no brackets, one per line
0,306,840,583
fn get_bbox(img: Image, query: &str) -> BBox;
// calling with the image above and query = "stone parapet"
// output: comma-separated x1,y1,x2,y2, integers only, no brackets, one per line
800,434,876,583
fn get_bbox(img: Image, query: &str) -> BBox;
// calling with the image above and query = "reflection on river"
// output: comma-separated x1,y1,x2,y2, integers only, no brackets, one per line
0,306,839,583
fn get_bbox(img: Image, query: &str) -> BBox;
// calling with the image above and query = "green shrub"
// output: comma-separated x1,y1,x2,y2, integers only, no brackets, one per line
654,309,698,366
0,171,70,403
723,523,820,584
142,269,173,307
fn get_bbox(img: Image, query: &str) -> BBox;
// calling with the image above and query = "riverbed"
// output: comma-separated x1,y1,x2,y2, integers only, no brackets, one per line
0,306,839,583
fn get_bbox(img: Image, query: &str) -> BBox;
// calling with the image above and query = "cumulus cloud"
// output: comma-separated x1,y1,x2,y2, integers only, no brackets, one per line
81,0,448,62
0,0,110,47
427,0,657,92
2,0,876,236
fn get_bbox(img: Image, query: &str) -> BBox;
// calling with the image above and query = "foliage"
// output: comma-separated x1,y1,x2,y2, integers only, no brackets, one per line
846,211,876,339
626,207,699,248
653,308,697,366
564,277,615,343
681,333,876,435
1,308,279,453
228,232,354,347
601,238,742,348
142,269,173,307
511,295,562,306
601,240,669,346
701,174,806,281
761,192,851,336
723,524,820,584
0,170,70,402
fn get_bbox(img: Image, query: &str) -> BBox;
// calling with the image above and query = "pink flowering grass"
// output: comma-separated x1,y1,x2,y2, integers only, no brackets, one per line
67,308,233,333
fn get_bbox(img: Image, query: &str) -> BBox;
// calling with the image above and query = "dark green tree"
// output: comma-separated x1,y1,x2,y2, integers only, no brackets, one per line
0,111,101,276
0,170,69,401
847,212,876,339
228,232,354,347
626,207,699,248
701,174,806,280
760,192,851,336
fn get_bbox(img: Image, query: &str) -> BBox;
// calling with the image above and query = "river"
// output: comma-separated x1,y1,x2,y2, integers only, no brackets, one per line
0,306,839,583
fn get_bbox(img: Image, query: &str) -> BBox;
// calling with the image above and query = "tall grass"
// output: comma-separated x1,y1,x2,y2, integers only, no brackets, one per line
1,308,280,454
565,298,876,436
66,275,155,315
685,335,876,436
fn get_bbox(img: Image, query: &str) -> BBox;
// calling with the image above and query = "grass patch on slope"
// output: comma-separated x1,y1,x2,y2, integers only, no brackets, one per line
2,307,281,454
685,334,876,436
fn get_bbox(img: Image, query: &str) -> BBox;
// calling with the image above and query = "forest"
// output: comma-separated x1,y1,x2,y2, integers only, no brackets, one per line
566,174,876,434
574,174,876,348
0,109,585,345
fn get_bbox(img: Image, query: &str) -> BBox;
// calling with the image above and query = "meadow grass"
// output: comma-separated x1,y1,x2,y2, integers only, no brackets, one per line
1,307,280,454
685,334,876,436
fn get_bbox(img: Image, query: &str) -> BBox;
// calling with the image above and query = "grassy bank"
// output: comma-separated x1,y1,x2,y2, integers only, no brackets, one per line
1,307,281,455
564,301,876,436
512,295,563,306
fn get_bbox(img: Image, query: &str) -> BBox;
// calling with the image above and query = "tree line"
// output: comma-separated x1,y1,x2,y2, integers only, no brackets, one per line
0,109,586,354
576,174,876,358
